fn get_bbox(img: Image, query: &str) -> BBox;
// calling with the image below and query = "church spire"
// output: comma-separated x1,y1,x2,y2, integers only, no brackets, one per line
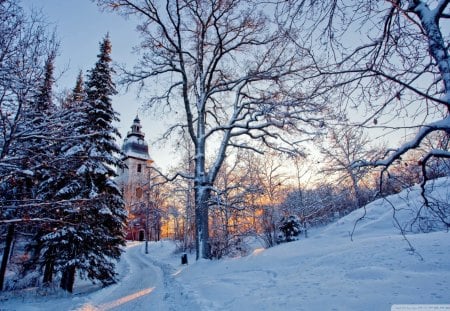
129,115,145,139
122,116,150,160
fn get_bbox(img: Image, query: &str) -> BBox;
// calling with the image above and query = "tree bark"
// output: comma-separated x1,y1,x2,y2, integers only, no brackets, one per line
43,247,55,285
60,266,76,293
195,187,211,260
0,224,15,291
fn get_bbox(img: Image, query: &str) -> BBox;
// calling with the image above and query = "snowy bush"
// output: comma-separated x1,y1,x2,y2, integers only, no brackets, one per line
210,235,250,259
277,215,302,243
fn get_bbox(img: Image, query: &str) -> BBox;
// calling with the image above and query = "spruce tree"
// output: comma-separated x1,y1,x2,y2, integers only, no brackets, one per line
53,72,89,292
15,51,59,287
32,52,58,286
46,35,126,289
80,34,127,285
28,73,87,291
36,34,127,290
27,35,126,291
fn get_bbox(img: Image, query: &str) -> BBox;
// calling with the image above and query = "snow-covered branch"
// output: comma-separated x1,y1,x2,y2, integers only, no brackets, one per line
368,117,450,167
0,218,75,225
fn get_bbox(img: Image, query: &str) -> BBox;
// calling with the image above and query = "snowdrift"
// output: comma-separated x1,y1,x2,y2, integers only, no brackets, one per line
175,178,450,310
1,178,449,311
321,177,450,239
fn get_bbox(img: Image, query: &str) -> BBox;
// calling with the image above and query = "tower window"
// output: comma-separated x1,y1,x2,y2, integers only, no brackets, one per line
137,164,142,173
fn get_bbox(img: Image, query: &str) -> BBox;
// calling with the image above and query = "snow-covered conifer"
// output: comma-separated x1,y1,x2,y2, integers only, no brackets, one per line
278,215,302,243
27,74,87,291
48,35,127,288
78,34,127,285
27,35,127,291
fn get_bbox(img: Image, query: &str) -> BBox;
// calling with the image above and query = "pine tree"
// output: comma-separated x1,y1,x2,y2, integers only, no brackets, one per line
32,52,59,286
42,36,126,290
27,74,86,291
18,51,69,288
79,34,127,286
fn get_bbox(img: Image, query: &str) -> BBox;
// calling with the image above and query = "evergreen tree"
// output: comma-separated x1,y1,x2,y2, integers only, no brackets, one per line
69,71,85,106
26,73,87,291
80,34,126,286
40,36,126,290
33,33,127,290
278,215,302,243
26,35,126,292
52,72,89,292
30,52,59,286
4,48,59,290
35,51,56,112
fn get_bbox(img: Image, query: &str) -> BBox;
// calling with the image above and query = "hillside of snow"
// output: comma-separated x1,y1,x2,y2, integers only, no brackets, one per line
1,178,449,310
173,178,450,310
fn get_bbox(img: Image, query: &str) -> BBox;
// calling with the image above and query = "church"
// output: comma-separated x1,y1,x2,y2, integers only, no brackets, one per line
116,116,159,241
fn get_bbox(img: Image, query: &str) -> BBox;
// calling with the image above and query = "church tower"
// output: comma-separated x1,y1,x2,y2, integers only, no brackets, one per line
116,116,153,239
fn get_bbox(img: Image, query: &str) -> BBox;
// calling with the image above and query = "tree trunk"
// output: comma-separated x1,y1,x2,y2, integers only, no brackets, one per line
43,261,54,285
0,224,15,291
195,187,211,260
43,247,55,285
350,173,363,209
60,266,76,293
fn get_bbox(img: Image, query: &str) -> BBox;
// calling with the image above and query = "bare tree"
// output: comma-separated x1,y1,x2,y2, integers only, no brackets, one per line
284,0,449,180
241,151,289,248
0,1,58,290
97,0,325,259
162,131,197,251
283,0,450,232
318,125,379,209
209,158,250,258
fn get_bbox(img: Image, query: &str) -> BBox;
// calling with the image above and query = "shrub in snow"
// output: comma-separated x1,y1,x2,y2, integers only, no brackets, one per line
277,215,302,243
210,235,249,259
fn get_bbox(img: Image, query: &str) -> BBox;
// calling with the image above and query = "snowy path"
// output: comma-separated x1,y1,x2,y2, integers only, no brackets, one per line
74,242,198,311
0,242,199,311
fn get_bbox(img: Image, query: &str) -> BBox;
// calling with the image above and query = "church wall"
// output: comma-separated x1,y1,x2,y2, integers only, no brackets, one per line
117,116,157,240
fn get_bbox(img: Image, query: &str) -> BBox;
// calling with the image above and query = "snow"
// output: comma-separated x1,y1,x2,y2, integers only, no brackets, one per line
98,207,112,215
1,179,449,310
76,165,87,175
65,145,84,157
123,150,150,160
372,116,450,167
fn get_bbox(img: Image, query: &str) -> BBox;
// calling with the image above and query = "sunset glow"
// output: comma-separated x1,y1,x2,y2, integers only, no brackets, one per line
77,287,155,311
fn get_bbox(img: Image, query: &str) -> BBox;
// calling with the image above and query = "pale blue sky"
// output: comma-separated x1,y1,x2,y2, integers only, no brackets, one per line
21,0,172,169
19,1,413,175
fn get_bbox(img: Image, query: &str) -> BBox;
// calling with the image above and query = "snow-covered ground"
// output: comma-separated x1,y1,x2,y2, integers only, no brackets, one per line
1,179,449,310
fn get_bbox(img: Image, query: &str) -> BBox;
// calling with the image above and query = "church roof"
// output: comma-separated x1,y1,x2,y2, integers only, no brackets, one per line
122,116,151,161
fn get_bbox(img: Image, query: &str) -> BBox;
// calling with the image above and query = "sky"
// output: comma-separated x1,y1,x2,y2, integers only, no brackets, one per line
21,0,175,170
18,1,422,178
